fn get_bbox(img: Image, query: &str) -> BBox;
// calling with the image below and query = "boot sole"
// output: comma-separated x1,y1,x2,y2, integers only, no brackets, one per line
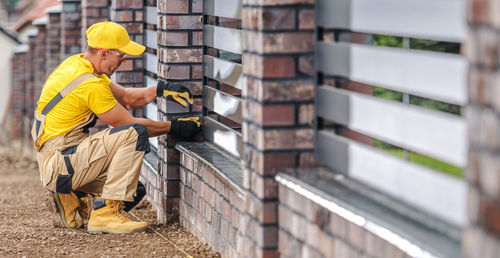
87,224,148,234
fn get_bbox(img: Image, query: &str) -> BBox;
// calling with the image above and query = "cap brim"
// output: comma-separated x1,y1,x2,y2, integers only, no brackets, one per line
118,40,145,56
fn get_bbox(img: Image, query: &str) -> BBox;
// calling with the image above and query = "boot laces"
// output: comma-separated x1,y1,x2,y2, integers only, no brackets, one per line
110,201,130,222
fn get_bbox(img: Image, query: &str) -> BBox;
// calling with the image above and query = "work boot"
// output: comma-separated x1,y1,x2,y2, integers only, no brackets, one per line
77,196,92,220
73,191,91,220
44,191,84,229
87,198,148,234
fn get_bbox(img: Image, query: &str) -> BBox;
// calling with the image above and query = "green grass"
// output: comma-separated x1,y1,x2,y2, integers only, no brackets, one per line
384,148,463,178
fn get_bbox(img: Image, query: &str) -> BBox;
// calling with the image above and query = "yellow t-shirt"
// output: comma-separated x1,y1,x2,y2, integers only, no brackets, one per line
36,54,117,145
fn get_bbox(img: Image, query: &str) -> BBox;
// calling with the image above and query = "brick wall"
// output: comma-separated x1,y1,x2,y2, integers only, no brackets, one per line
110,0,145,117
25,32,37,145
33,21,47,104
241,0,315,256
61,0,82,58
81,0,109,51
464,0,500,256
276,170,418,258
9,49,28,145
179,149,245,257
152,0,203,223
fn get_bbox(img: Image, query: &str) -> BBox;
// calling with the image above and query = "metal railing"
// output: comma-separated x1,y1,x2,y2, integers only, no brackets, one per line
202,0,243,157
314,0,467,228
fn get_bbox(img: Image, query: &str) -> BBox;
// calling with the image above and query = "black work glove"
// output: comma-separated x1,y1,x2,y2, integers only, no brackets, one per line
169,117,201,138
156,80,194,107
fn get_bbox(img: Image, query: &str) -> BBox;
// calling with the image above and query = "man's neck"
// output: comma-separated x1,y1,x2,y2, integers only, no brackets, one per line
82,52,102,75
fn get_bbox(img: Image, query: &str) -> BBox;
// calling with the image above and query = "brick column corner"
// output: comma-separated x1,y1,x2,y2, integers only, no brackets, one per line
463,0,500,256
61,0,82,58
241,0,315,257
155,0,203,223
46,4,63,77
9,46,29,148
81,0,110,51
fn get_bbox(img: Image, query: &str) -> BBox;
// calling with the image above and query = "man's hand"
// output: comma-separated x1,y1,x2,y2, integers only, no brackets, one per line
168,117,201,138
156,80,194,107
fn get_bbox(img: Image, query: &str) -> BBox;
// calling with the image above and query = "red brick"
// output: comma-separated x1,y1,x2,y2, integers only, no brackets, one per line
192,0,203,13
245,78,315,102
223,200,232,222
158,64,190,79
122,23,143,33
114,10,133,22
165,0,189,14
299,55,314,76
245,0,314,5
192,64,203,79
116,59,133,71
165,48,203,63
480,197,500,235
244,54,295,78
262,105,295,126
193,31,203,46
298,104,314,125
85,0,108,7
245,127,314,151
245,31,314,54
158,31,188,46
243,8,295,31
113,0,143,9
299,9,314,30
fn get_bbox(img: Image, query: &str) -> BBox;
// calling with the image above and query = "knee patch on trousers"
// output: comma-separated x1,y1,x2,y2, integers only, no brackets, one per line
110,123,150,153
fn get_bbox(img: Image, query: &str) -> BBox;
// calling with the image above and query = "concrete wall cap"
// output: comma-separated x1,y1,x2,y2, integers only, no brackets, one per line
32,16,49,26
26,27,39,37
45,4,62,14
14,44,29,53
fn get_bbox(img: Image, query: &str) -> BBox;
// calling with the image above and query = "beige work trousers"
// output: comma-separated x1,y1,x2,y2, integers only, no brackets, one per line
36,114,149,202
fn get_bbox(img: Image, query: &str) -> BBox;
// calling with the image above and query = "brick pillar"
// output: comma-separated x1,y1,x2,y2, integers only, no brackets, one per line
464,0,500,257
46,5,62,76
61,0,82,58
33,19,47,104
25,32,37,148
155,0,203,223
110,0,144,117
10,47,28,146
81,0,109,51
241,0,315,256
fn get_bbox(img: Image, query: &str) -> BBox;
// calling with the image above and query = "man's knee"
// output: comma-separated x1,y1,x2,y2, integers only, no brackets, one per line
109,123,150,152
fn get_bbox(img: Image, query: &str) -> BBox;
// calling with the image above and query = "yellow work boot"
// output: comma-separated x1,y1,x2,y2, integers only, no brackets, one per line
87,199,148,234
44,191,83,229
77,196,91,220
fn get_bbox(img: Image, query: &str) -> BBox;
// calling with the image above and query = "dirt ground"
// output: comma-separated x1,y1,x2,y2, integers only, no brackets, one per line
0,147,220,257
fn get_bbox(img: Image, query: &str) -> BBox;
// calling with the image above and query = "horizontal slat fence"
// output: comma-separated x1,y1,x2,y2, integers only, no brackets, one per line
144,3,158,150
202,0,243,157
315,0,468,227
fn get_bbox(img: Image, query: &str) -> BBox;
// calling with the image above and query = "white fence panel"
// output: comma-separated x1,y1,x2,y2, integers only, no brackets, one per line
317,0,466,42
317,131,467,226
317,42,468,105
316,86,467,167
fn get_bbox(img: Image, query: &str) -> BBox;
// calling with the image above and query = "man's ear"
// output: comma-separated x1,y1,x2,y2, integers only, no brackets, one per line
99,49,107,60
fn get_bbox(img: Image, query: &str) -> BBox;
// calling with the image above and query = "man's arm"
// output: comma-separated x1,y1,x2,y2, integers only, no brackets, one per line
109,81,157,110
97,102,169,136
96,103,201,138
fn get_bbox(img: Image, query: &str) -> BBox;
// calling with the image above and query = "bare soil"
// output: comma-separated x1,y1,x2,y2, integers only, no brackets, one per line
0,148,220,257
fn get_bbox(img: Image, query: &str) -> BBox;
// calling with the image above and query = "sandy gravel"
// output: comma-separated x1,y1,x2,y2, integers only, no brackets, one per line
0,148,220,257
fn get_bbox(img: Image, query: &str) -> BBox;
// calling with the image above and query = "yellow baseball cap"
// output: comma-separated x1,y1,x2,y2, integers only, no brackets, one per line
86,21,145,56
